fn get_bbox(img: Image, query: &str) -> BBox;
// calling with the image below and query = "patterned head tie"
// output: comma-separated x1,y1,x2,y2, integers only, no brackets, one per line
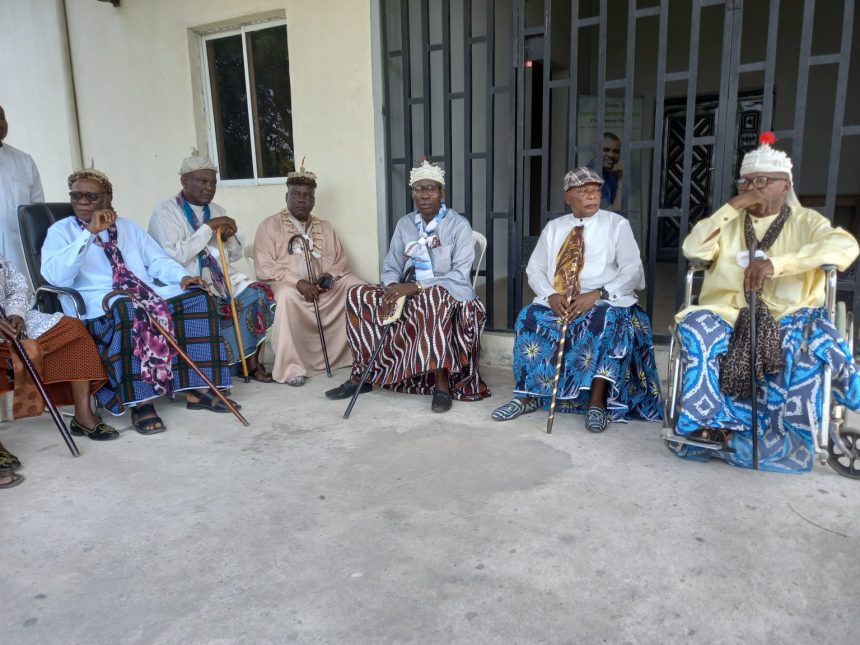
409,159,445,187
287,157,317,188
68,164,113,194
179,147,218,175
563,166,604,191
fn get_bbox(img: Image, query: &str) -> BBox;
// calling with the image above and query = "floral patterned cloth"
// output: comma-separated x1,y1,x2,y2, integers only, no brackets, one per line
512,302,662,421
76,219,177,397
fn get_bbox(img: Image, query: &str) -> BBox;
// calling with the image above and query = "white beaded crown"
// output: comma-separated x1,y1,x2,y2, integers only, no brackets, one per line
409,160,445,186
739,132,793,178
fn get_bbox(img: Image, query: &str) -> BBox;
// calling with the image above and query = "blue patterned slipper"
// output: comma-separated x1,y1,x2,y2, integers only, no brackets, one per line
492,398,539,421
585,406,608,433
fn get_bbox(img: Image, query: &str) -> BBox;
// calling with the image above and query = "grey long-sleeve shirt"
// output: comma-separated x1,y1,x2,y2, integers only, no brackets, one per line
380,209,476,302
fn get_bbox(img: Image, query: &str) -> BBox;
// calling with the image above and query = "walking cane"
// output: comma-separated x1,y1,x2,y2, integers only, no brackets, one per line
101,290,249,427
343,294,407,420
288,234,332,377
0,306,80,457
748,240,760,469
215,228,250,383
546,275,578,435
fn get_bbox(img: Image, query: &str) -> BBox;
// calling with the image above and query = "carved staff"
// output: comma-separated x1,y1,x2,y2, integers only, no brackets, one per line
748,239,759,469
0,305,79,456
546,271,578,435
101,290,249,427
288,233,332,377
215,228,250,382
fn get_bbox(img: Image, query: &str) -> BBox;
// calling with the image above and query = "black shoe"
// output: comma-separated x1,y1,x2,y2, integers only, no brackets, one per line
70,417,120,441
431,390,452,413
325,380,372,400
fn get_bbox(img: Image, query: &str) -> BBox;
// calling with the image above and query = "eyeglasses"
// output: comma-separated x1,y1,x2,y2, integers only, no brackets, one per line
569,188,601,197
411,184,441,195
69,191,107,202
735,176,787,190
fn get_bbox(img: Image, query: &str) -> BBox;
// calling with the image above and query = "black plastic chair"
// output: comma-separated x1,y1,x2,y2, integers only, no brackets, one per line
16,203,86,316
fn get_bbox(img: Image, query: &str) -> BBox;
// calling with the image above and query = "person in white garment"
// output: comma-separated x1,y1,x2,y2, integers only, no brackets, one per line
490,166,662,433
148,149,275,382
0,105,43,283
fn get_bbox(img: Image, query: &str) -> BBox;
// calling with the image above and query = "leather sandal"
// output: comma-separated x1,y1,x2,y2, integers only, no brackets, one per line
131,403,166,435
0,450,21,470
0,467,25,489
186,390,242,414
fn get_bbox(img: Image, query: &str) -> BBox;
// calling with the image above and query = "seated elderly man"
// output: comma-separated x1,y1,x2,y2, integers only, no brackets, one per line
325,160,490,412
253,165,365,386
672,132,860,472
492,167,662,432
148,150,275,382
41,167,235,435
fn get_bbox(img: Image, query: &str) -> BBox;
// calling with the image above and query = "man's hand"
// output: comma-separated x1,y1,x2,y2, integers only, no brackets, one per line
0,315,25,342
206,216,238,238
297,279,321,302
87,209,117,235
569,290,601,320
382,283,420,317
181,276,206,291
614,160,624,181
729,191,768,215
548,293,573,321
744,258,774,292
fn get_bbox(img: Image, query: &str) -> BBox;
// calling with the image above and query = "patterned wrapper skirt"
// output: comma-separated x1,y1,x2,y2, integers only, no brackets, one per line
345,284,490,400
512,303,662,421
215,282,275,365
87,289,231,414
672,308,860,473
0,317,108,419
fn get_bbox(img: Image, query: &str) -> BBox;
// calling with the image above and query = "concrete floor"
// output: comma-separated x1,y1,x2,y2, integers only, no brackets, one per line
2,360,859,644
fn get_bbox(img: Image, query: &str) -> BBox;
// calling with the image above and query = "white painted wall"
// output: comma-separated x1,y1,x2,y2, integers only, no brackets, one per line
1,0,381,281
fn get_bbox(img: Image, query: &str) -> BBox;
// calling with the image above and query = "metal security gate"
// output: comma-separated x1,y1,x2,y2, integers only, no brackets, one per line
379,0,860,333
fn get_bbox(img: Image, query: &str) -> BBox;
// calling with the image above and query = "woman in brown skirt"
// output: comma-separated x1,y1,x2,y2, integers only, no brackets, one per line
0,255,115,489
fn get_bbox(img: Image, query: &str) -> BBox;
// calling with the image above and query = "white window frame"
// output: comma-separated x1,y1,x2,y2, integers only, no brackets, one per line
200,19,291,187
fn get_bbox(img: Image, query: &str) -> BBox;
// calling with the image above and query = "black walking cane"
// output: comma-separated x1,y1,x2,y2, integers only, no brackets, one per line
0,306,80,457
748,240,760,469
288,234,332,377
343,267,414,420
101,290,249,427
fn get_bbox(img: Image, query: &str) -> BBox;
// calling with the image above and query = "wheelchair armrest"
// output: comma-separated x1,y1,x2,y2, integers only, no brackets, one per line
687,259,712,271
36,286,87,318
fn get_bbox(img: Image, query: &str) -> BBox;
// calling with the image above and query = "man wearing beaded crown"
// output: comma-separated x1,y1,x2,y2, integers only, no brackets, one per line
253,163,366,386
671,131,860,473
325,159,490,412
148,149,275,383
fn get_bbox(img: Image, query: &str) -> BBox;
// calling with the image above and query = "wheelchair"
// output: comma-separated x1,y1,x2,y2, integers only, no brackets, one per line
661,260,860,478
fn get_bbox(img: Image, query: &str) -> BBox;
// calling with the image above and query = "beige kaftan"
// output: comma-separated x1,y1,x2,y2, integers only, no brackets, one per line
253,210,366,382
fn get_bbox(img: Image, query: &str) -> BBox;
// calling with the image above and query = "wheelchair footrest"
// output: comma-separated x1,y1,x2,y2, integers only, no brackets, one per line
661,426,723,451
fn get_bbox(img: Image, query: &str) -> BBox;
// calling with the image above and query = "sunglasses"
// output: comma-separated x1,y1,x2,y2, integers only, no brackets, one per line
69,191,108,202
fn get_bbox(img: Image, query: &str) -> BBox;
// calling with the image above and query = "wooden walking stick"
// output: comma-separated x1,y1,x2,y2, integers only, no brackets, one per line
101,290,249,427
215,228,250,383
546,276,577,435
748,239,760,469
0,306,80,456
288,233,332,377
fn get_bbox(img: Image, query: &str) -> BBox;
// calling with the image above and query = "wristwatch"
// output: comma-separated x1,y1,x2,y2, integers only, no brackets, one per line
599,287,610,300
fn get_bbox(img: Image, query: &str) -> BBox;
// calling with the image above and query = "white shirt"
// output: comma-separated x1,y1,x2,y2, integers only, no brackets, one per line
148,197,250,294
41,216,188,319
0,143,43,281
526,209,645,308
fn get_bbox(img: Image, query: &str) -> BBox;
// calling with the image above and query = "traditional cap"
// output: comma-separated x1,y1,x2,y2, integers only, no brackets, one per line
179,147,218,175
739,132,800,208
740,132,793,177
563,166,604,191
409,159,445,186
287,157,317,187
68,162,113,193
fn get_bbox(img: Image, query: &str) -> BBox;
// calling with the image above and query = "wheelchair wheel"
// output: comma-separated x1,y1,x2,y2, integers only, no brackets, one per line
827,429,860,479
